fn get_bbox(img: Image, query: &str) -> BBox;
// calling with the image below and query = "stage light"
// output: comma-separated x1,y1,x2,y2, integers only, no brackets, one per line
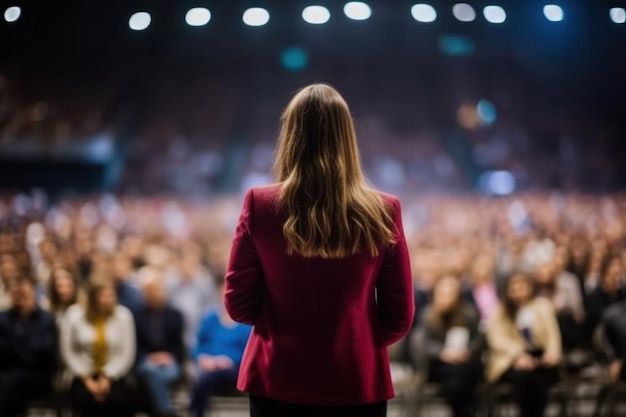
243,7,270,26
610,8,626,24
4,6,21,23
483,5,506,24
344,2,372,21
543,5,564,22
185,7,211,26
452,3,476,22
129,12,151,31
302,5,331,24
411,4,437,23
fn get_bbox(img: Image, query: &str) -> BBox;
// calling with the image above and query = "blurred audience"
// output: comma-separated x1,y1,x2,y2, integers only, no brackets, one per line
61,279,136,417
410,275,484,417
0,189,625,415
486,273,561,417
135,267,185,417
189,277,251,417
0,276,58,417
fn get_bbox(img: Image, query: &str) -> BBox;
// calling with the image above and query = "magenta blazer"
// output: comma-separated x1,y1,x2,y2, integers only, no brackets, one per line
224,184,414,405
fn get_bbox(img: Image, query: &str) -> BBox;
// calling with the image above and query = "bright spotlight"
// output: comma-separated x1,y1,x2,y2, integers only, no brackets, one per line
452,3,476,22
344,2,372,21
411,4,437,23
129,12,151,31
4,6,21,23
185,8,211,27
302,5,331,24
243,7,270,26
543,5,564,22
483,5,506,24
610,8,626,24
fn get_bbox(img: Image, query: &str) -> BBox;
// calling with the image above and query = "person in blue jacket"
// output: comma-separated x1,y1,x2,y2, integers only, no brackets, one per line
189,276,251,417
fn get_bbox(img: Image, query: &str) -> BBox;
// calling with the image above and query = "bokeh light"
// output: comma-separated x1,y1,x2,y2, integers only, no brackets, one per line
543,5,564,22
452,4,476,22
302,5,331,24
477,100,497,125
4,6,21,23
479,171,516,195
243,8,270,27
483,6,506,24
185,8,211,27
344,2,372,21
610,8,626,24
129,12,151,31
281,47,309,71
411,4,437,23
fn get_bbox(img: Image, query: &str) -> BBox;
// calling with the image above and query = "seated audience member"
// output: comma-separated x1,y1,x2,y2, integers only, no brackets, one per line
601,295,626,381
61,279,136,417
189,277,251,417
0,276,58,417
534,260,585,351
410,276,484,417
469,254,499,326
487,273,561,417
587,255,624,340
0,255,20,310
46,267,80,325
166,250,216,349
111,252,143,313
135,267,185,417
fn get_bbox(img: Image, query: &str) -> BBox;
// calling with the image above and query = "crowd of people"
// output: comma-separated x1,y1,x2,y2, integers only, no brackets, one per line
0,189,626,417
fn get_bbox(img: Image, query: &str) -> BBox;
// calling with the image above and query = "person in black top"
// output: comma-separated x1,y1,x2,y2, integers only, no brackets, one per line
410,275,484,417
586,254,624,341
135,267,185,417
0,275,58,417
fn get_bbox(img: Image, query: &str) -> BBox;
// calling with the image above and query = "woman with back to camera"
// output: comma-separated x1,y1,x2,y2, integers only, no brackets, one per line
224,84,415,417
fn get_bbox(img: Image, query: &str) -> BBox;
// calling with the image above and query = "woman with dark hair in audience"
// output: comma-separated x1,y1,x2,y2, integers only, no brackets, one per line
534,260,585,352
61,279,136,417
487,272,561,417
46,267,79,325
410,275,484,417
586,254,624,340
189,276,251,417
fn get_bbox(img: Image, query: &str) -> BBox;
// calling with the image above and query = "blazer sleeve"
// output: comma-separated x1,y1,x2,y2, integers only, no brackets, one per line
376,198,415,346
103,307,136,380
60,308,92,378
225,188,264,325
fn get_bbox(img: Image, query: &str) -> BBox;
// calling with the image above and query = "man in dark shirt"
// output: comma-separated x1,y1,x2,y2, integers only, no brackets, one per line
112,251,144,313
0,275,58,417
135,267,185,417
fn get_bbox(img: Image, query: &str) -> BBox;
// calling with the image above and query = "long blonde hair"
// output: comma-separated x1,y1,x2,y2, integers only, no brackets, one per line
274,84,396,259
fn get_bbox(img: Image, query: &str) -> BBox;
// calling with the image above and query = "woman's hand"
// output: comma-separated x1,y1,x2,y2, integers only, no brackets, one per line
513,353,537,371
198,355,217,372
541,353,559,368
440,349,469,364
610,360,623,381
83,376,106,403
98,376,111,397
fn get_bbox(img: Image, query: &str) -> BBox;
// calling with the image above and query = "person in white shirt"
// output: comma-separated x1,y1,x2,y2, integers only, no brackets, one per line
60,279,135,417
